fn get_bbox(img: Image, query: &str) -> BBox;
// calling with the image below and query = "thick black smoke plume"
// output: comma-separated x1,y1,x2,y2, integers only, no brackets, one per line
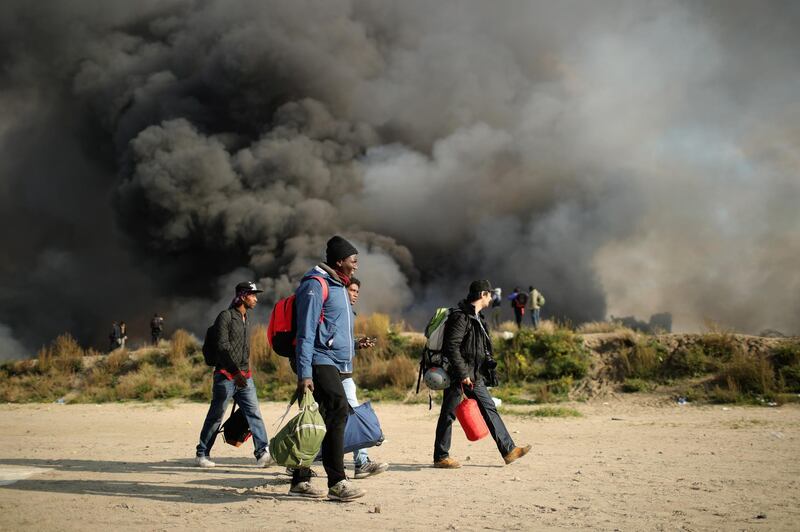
1,0,799,357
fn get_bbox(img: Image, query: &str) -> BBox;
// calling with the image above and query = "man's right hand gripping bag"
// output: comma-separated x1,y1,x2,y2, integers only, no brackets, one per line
269,389,327,467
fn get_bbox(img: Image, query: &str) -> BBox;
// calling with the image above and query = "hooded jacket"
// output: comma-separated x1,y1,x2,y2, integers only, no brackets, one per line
442,299,494,382
294,264,355,380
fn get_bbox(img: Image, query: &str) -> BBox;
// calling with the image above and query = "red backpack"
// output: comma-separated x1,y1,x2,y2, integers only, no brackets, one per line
267,275,329,357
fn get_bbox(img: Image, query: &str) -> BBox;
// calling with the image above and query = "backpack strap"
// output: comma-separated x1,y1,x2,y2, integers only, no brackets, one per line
309,275,329,302
308,275,329,322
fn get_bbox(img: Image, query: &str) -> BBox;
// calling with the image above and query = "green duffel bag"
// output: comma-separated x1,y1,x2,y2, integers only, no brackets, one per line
269,389,327,467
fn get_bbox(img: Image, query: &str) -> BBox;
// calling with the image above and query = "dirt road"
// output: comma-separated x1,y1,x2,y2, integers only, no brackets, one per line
0,398,798,531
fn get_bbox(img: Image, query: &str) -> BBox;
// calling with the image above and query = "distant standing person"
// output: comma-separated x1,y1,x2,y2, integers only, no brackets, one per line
150,313,165,344
119,321,128,349
490,287,502,330
344,277,389,479
433,280,531,468
194,282,272,469
109,321,121,352
528,286,545,329
508,287,528,329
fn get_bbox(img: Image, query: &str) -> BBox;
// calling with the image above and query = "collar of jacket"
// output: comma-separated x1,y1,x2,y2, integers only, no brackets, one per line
223,305,246,320
316,263,346,286
457,299,483,319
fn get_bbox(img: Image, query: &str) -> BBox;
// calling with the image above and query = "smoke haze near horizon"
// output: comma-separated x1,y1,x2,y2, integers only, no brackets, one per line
1,0,798,357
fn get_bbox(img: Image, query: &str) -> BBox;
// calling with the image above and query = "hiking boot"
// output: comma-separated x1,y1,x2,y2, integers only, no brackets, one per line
194,455,215,468
354,460,389,479
255,453,275,468
288,481,326,499
433,457,461,469
503,444,532,465
327,479,366,502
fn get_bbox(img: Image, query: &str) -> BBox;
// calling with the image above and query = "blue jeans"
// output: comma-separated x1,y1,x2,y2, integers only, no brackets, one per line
341,377,369,467
196,373,269,459
531,308,541,328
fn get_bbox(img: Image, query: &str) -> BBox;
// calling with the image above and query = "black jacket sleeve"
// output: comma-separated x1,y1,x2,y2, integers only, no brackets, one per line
214,310,239,374
442,310,469,381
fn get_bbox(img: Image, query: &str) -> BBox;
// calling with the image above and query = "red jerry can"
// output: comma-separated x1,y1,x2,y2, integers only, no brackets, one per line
455,387,489,441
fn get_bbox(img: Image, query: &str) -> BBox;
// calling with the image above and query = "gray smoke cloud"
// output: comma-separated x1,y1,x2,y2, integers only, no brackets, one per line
1,0,798,355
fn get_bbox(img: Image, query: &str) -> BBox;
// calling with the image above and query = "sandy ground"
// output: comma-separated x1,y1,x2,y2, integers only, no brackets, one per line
0,397,798,531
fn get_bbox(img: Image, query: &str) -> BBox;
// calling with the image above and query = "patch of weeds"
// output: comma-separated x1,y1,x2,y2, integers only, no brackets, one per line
621,378,655,393
616,337,666,380
504,406,582,418
495,327,589,382
663,346,713,378
358,386,408,402
698,330,740,362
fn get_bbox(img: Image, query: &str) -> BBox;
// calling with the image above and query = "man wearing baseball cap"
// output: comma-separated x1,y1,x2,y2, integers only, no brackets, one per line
195,281,273,468
433,279,531,468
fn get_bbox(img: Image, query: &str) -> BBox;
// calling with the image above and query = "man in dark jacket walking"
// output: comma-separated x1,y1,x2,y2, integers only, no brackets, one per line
194,282,272,468
433,280,531,468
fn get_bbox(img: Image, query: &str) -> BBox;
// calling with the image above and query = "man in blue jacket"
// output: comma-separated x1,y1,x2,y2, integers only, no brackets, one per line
289,236,367,501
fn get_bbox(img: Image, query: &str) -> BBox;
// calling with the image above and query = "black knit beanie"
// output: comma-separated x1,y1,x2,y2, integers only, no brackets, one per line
325,236,358,265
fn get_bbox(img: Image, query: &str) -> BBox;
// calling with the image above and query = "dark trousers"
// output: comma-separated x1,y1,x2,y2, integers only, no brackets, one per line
292,364,348,488
434,379,515,462
513,307,523,328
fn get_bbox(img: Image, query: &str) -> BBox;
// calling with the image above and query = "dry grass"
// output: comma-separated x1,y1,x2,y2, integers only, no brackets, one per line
354,349,418,390
354,313,392,342
497,320,519,333
249,325,271,370
577,320,633,334
37,333,84,374
535,320,559,333
168,329,199,364
616,338,665,380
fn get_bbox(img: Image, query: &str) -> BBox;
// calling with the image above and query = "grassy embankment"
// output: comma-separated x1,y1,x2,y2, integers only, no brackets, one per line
1,315,799,407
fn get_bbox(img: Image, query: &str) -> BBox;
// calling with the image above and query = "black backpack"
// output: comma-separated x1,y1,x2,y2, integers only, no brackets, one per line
202,322,219,367
514,292,529,308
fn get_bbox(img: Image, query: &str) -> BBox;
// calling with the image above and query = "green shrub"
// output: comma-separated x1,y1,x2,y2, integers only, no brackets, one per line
663,346,712,378
621,378,654,393
496,327,589,382
698,331,740,361
616,337,666,379
779,365,800,392
717,351,774,396
771,342,800,369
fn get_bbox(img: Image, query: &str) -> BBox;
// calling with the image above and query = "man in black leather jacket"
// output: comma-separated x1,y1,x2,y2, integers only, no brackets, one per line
433,280,531,468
